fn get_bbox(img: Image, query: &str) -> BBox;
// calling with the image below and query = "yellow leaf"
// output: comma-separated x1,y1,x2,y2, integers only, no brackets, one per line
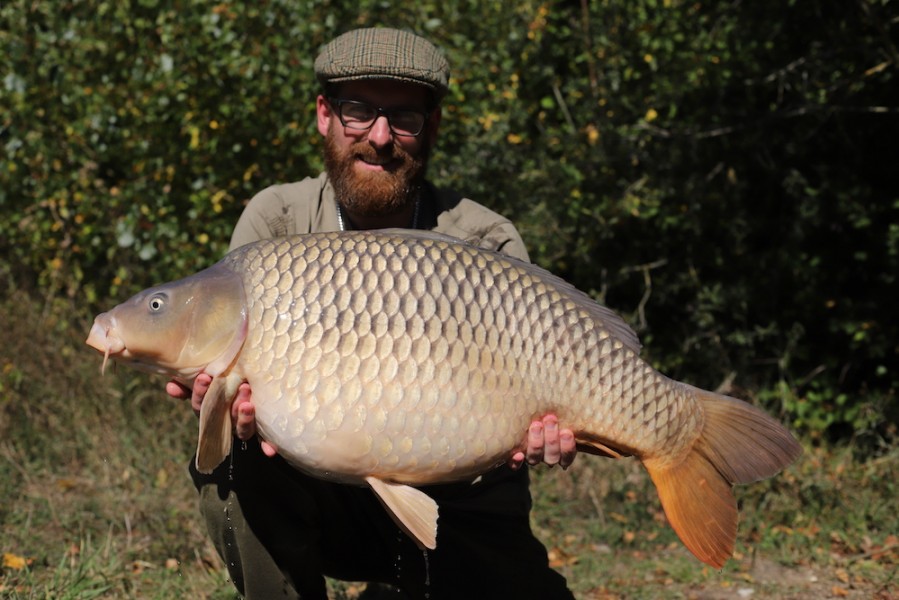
56,477,77,491
831,586,849,597
645,108,659,122
243,163,259,183
506,133,523,144
155,468,169,488
3,553,27,570
188,126,200,149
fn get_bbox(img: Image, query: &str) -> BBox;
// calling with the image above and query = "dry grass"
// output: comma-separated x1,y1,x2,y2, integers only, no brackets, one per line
1,290,897,599
0,291,231,598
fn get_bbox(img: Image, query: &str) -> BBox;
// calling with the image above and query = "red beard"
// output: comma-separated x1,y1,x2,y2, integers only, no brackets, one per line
323,127,429,219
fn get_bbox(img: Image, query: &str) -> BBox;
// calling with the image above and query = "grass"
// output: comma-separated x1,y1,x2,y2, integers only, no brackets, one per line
1,290,897,599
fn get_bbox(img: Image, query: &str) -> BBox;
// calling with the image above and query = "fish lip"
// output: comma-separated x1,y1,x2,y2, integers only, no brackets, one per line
86,317,126,374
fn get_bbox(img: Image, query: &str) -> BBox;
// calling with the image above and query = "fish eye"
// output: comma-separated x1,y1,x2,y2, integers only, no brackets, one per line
148,293,167,312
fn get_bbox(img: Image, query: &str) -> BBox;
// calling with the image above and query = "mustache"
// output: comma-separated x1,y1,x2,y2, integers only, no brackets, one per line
350,142,409,164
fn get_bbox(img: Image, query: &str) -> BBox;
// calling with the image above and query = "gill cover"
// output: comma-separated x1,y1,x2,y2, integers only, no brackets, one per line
173,263,248,377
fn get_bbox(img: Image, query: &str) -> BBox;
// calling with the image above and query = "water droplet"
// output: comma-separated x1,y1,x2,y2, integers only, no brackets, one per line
422,548,431,596
394,529,403,583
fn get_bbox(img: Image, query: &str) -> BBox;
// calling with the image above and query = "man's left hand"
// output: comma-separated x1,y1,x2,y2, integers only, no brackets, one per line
508,415,576,470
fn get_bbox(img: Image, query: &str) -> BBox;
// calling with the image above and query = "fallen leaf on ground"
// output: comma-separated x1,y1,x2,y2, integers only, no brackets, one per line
2,553,28,570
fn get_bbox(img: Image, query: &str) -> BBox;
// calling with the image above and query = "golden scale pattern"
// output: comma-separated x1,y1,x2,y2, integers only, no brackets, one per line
220,232,702,479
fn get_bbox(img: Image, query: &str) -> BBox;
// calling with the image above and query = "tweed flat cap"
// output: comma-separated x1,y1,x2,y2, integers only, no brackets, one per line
314,28,450,102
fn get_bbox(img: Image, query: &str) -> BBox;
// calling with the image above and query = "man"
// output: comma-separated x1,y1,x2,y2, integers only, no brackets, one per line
169,28,577,599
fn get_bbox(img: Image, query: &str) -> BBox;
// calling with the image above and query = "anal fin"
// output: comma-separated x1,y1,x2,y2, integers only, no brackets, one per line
365,476,439,550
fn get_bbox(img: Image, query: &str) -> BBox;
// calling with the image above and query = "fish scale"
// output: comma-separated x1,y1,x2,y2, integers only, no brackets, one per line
223,233,696,478
87,228,800,566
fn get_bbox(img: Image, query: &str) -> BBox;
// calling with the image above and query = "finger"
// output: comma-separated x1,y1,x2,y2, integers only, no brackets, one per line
260,440,278,458
525,421,544,465
190,374,213,414
507,450,526,470
542,415,561,466
234,386,255,441
190,373,212,414
166,380,189,400
559,428,576,469
230,383,252,421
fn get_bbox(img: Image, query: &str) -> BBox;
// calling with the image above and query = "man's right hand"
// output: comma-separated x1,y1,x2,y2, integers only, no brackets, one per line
166,375,278,457
165,374,211,415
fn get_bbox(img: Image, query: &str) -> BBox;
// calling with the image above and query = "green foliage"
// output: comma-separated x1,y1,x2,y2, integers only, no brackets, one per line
1,0,896,442
1,1,330,301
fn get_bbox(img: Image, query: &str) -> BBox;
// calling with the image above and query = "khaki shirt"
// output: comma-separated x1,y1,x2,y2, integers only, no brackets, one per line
229,172,530,262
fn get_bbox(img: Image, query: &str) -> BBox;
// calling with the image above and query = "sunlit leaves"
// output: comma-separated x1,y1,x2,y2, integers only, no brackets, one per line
0,0,895,442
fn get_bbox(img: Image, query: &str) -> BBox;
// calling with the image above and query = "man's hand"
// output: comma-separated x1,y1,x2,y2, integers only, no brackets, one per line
166,373,213,415
166,375,277,458
232,384,278,457
508,415,576,470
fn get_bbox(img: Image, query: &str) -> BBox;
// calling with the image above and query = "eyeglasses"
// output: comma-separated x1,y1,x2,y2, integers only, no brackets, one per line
327,98,430,137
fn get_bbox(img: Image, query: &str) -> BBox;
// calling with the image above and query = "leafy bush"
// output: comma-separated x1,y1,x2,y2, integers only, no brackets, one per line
2,0,896,444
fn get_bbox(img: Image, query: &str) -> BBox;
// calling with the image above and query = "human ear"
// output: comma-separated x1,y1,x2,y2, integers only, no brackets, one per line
316,95,332,137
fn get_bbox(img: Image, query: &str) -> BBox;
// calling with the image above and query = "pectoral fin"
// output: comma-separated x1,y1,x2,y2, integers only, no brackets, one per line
365,476,439,550
195,371,244,473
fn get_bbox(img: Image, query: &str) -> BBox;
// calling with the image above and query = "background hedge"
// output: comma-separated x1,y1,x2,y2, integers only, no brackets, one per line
2,0,896,448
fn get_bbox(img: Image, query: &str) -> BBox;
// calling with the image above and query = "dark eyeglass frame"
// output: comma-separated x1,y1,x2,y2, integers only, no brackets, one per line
327,97,430,137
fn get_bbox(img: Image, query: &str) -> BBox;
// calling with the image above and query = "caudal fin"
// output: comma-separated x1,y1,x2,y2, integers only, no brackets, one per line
644,387,801,568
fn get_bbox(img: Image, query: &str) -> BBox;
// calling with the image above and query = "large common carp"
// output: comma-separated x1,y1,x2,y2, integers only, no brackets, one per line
86,230,800,568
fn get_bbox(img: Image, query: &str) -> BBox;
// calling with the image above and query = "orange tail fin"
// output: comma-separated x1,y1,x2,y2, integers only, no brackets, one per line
644,387,801,568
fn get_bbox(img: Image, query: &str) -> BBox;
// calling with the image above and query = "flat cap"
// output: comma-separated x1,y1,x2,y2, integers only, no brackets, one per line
314,28,450,102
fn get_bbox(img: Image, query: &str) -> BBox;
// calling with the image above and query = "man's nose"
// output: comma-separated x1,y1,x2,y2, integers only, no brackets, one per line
367,115,393,147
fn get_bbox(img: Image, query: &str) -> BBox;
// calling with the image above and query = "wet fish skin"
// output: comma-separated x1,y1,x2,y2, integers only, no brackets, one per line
86,229,801,567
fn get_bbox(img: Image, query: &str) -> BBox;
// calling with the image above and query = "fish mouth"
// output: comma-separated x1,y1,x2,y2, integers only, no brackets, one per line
86,317,126,374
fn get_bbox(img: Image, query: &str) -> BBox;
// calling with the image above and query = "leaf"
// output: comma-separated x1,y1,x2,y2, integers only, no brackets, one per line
831,586,850,597
2,553,28,570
